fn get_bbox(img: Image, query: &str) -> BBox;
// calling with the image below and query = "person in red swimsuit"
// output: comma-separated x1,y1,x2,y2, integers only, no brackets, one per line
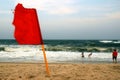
112,49,118,63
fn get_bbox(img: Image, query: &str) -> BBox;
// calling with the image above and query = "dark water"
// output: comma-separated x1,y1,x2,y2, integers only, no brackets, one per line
0,39,120,52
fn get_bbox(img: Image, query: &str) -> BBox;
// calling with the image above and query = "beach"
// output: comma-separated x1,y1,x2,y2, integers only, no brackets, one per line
0,40,120,80
0,63,120,80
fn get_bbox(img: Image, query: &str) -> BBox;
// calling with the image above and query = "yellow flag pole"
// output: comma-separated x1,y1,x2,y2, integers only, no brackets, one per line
41,44,50,76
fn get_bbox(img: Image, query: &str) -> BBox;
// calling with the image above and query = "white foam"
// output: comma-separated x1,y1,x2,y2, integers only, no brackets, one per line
0,46,120,62
113,41,120,43
4,45,41,52
100,40,112,43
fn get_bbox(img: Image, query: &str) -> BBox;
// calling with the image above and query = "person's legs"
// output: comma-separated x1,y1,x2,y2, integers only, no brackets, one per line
115,57,117,63
113,56,115,63
113,56,117,63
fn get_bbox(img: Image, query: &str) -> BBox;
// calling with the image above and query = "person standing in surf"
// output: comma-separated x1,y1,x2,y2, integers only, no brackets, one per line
81,52,85,58
112,49,118,63
88,52,92,58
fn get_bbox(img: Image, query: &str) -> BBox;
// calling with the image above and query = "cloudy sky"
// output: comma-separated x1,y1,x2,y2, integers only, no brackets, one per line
0,0,120,40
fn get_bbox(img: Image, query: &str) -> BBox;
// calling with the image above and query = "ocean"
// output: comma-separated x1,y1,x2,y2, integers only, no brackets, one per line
0,39,120,63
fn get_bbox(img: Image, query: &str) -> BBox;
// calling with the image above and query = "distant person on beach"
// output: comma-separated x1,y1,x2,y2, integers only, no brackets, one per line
81,52,85,58
112,49,118,63
88,52,92,58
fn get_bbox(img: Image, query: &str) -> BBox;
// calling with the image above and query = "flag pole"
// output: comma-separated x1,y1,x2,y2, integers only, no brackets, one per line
41,44,50,76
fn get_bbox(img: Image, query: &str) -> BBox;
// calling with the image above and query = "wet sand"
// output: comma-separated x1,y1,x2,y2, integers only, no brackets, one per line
0,63,120,80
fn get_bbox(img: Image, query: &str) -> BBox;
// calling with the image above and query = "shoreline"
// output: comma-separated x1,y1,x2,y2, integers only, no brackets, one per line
0,61,116,64
0,59,119,64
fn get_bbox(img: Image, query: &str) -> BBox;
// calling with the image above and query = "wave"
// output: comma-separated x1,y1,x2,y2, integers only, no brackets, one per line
100,40,120,44
0,39,120,52
0,45,117,52
99,40,113,43
0,45,41,52
46,46,113,52
113,41,120,43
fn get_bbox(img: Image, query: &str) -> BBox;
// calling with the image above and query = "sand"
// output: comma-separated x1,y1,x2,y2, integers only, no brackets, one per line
0,63,120,80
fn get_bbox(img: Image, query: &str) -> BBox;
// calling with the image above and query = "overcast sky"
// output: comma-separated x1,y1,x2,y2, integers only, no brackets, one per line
0,0,120,40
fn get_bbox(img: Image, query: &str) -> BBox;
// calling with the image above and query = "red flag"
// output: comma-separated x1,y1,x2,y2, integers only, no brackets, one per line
12,3,50,75
12,3,43,45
